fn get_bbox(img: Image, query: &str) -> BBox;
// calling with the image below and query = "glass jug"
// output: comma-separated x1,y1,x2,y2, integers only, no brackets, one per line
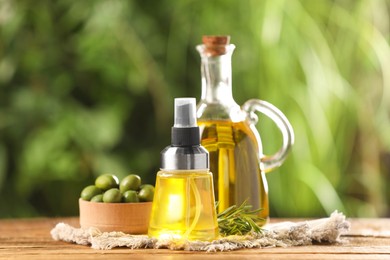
196,36,294,224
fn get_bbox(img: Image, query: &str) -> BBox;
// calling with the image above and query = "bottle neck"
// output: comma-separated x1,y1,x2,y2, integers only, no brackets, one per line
197,44,236,105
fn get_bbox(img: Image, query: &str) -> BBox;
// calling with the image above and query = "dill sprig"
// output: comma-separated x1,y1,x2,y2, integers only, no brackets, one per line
217,200,264,236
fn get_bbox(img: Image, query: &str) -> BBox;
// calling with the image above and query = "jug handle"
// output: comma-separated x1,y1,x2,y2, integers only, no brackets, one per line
242,99,294,173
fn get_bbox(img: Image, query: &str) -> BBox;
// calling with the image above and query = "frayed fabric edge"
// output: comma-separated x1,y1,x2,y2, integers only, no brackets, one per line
50,210,350,252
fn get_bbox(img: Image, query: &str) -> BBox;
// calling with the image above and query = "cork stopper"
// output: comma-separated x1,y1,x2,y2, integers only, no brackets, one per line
202,35,230,56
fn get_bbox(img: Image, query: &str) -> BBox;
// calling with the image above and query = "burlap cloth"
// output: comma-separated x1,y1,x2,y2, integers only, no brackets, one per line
51,210,350,252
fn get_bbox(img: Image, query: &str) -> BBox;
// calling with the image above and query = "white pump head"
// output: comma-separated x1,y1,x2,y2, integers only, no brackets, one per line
174,98,197,128
161,97,209,170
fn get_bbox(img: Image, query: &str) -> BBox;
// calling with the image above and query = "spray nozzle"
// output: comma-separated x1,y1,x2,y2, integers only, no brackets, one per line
174,98,197,128
161,97,209,169
170,98,200,147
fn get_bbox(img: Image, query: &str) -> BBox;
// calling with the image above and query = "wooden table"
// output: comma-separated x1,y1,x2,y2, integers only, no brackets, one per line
0,217,389,259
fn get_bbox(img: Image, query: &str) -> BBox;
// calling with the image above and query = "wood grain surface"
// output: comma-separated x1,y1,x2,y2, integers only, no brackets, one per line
0,217,389,259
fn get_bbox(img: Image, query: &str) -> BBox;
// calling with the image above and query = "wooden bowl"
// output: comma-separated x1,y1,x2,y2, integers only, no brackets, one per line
79,198,152,234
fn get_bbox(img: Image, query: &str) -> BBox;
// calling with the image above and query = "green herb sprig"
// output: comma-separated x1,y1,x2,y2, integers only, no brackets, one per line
217,200,264,236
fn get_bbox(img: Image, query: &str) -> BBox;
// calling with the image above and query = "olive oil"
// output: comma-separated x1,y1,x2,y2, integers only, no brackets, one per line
148,98,219,241
148,170,219,241
198,120,269,224
196,36,293,225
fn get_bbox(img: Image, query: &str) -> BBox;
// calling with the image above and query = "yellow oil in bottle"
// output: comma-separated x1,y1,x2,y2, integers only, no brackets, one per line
198,119,269,224
148,170,219,241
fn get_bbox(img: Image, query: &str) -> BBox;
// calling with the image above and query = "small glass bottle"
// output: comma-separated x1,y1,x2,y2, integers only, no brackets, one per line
148,98,219,241
196,36,294,225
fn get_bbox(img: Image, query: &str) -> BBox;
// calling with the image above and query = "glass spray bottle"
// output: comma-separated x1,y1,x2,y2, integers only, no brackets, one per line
148,98,219,241
196,36,294,224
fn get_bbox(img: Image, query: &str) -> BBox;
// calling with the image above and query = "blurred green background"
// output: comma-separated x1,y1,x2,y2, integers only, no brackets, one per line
0,0,389,218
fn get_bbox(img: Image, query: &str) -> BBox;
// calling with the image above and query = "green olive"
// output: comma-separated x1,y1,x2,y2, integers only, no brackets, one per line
80,185,102,201
90,194,103,202
140,184,154,190
120,174,141,193
95,174,119,191
138,185,155,202
102,188,122,203
122,190,139,203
